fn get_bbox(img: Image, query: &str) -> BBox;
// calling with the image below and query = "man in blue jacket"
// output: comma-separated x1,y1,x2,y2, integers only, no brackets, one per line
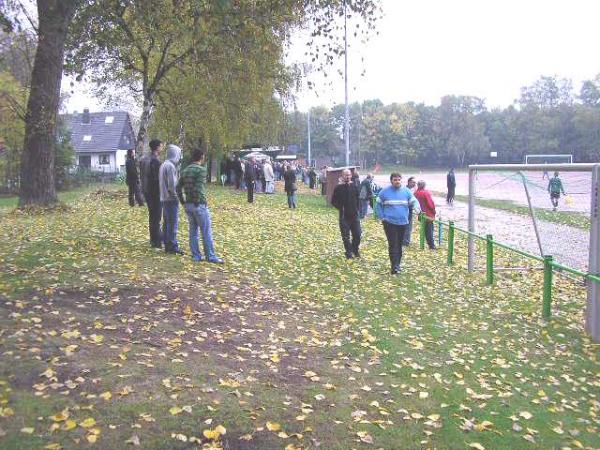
376,172,421,274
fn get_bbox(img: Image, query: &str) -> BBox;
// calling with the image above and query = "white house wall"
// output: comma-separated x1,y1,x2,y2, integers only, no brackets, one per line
115,150,127,172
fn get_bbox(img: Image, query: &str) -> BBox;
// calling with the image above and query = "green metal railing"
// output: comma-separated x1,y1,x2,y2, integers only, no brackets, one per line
371,193,597,320
421,217,599,319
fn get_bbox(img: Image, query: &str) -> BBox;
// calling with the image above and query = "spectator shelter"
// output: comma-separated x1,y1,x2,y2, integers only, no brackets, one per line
325,166,358,206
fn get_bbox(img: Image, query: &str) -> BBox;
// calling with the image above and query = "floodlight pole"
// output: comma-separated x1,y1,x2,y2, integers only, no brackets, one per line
307,108,311,167
587,164,600,342
468,168,475,272
343,0,350,166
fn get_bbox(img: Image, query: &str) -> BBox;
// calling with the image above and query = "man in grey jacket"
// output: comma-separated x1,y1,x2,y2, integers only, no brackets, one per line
263,159,275,194
159,144,183,254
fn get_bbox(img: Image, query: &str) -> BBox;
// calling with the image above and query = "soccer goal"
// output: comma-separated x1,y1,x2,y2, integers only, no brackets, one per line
524,154,573,164
464,163,600,342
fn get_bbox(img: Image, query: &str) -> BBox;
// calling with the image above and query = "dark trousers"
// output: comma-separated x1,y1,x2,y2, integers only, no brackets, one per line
383,221,407,270
146,194,162,247
128,182,144,206
246,180,254,203
446,186,455,204
339,215,361,257
424,220,436,249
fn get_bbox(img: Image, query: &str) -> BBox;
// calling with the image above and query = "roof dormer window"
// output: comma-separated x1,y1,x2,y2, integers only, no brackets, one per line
105,116,114,124
83,135,92,141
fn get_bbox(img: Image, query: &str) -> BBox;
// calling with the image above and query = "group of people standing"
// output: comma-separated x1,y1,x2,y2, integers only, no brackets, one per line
332,169,437,274
125,139,223,264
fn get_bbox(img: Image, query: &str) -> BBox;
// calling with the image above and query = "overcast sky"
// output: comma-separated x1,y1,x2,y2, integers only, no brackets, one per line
292,0,600,111
66,0,600,113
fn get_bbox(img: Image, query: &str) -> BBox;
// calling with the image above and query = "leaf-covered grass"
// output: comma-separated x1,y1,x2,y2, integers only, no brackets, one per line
0,184,598,449
0,184,121,212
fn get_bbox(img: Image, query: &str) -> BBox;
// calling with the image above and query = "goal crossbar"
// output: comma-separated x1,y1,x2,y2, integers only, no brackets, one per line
467,163,600,343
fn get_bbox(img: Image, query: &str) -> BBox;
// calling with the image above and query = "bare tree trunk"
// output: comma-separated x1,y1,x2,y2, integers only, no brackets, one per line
136,96,154,155
18,1,78,207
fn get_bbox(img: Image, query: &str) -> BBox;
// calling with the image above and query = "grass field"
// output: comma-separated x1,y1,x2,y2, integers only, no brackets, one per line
0,184,598,449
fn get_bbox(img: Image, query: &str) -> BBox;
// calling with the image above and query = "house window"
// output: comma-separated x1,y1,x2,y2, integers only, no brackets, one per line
98,154,110,165
83,135,92,141
105,116,114,124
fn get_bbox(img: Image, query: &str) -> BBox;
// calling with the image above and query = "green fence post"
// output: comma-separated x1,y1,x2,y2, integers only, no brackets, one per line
486,234,494,285
543,255,553,319
419,214,425,250
447,221,455,266
438,220,443,247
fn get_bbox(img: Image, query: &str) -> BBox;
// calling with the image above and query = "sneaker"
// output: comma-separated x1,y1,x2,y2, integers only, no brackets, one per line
353,251,361,258
167,249,185,256
345,253,354,259
391,266,401,275
192,256,204,262
207,257,224,264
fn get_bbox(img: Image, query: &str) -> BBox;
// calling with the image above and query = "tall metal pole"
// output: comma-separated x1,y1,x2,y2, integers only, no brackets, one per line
587,163,600,342
344,0,350,166
307,108,312,167
357,102,362,167
468,168,475,272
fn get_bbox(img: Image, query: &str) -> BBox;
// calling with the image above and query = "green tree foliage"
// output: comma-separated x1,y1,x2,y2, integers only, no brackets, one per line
0,71,25,193
284,75,600,168
67,0,380,157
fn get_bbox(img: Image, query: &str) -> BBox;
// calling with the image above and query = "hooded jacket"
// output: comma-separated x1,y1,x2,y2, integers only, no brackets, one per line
159,144,182,202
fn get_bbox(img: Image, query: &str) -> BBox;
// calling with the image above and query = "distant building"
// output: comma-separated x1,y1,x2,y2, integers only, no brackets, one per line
61,108,136,173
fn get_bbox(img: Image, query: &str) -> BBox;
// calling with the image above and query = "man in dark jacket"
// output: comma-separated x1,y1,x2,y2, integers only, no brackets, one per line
331,169,361,259
359,173,374,219
244,158,256,203
126,148,144,207
446,168,456,204
139,139,163,248
234,156,243,190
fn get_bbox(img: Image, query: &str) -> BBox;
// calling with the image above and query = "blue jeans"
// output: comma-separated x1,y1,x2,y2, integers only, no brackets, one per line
359,199,369,219
403,212,413,245
287,192,297,208
185,203,218,261
162,200,180,252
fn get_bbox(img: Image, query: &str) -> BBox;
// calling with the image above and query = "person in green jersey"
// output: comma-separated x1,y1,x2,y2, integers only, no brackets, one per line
548,171,566,212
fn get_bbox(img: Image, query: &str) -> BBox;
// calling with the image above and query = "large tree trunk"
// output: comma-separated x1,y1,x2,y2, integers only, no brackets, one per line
18,1,78,207
136,95,154,155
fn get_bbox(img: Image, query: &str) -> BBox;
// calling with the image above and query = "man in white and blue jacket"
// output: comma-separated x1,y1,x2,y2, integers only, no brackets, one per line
375,172,421,274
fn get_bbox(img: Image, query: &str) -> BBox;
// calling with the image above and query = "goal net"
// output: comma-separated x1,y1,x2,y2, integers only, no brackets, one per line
463,166,590,274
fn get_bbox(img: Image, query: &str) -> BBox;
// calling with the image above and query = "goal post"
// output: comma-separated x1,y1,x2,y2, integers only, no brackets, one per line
467,163,600,343
525,154,573,164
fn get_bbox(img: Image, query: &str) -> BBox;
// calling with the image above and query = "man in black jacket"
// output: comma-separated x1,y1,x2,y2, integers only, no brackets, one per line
331,169,361,259
139,139,163,248
126,148,144,207
244,158,256,203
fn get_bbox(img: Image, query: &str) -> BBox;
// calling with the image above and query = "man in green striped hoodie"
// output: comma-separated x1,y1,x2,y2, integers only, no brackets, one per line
176,147,224,264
